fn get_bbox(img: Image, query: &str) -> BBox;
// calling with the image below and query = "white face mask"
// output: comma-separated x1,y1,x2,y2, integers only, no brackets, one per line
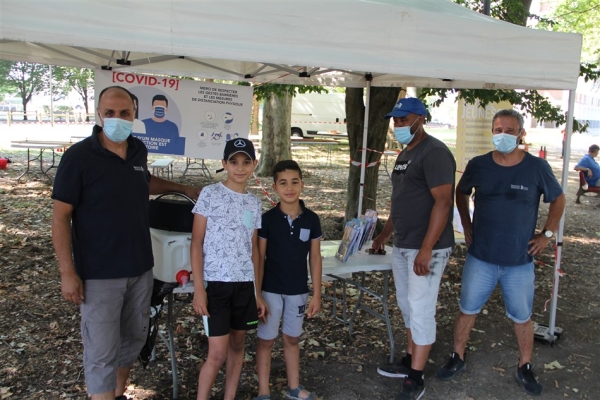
393,117,420,145
102,118,133,143
492,133,519,154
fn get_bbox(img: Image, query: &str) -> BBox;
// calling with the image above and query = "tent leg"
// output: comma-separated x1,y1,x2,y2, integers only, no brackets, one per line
538,89,575,343
357,76,372,218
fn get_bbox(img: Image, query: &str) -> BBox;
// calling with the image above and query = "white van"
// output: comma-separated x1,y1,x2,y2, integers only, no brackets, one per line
291,93,347,137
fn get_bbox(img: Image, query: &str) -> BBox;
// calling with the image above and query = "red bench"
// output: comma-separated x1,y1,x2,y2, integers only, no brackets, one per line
575,170,600,204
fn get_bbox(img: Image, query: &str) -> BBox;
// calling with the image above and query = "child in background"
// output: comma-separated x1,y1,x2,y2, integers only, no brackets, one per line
254,160,322,400
190,138,266,400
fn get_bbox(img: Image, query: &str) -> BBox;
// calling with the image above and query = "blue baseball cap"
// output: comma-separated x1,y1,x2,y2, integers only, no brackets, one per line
384,98,427,119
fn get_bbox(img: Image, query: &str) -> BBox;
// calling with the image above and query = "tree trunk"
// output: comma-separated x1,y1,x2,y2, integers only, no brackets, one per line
519,0,533,26
256,91,292,177
22,99,28,121
83,88,90,122
344,87,401,221
251,95,259,135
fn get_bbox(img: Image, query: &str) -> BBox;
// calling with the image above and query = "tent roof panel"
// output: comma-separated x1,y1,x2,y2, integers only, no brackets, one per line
0,0,582,90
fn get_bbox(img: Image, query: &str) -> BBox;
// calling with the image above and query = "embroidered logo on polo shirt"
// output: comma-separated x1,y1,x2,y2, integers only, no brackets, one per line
133,166,145,172
510,184,529,191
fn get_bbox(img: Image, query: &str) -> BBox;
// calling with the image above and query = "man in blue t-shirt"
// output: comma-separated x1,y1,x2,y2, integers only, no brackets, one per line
574,144,600,187
140,94,186,155
436,109,565,396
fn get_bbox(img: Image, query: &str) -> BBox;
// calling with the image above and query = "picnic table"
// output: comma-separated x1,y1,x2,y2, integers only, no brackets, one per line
10,140,73,184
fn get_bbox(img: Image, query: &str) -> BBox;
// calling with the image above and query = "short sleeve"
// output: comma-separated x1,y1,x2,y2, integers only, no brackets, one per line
254,198,262,230
258,211,269,239
191,187,211,216
538,160,564,203
575,155,591,170
310,212,323,240
51,148,82,207
422,147,455,190
458,159,476,195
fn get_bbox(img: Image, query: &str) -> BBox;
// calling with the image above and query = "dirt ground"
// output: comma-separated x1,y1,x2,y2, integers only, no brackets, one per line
1,139,599,400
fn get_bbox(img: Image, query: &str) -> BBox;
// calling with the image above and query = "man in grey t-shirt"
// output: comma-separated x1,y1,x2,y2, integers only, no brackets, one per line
372,97,456,400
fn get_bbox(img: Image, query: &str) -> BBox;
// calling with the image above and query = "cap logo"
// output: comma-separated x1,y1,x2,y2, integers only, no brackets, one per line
234,139,246,148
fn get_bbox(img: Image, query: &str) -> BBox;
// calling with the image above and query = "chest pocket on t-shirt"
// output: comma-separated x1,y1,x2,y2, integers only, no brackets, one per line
243,210,254,228
299,228,310,242
393,160,411,175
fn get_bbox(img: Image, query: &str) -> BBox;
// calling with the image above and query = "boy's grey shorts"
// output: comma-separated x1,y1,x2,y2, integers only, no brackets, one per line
257,291,309,340
80,269,153,394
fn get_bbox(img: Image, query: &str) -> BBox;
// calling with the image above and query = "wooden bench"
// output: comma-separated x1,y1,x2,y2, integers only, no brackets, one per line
575,170,600,204
150,158,175,179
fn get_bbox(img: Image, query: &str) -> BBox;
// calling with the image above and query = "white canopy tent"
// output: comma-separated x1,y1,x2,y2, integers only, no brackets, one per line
0,0,581,90
0,0,582,340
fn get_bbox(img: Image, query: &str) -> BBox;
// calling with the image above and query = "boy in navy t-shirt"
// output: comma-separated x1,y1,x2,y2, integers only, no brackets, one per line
254,160,322,400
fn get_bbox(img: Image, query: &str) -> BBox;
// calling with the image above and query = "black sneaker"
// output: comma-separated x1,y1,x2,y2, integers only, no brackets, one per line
377,357,410,378
514,363,543,395
394,378,425,400
115,396,129,400
435,352,466,381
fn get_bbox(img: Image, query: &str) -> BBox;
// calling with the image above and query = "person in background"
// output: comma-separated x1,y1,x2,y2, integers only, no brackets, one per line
254,160,322,400
574,144,600,187
435,109,565,396
129,92,146,134
52,85,200,400
372,97,456,400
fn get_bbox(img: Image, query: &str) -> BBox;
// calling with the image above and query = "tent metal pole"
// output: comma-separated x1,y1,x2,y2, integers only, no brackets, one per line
549,89,575,335
357,78,372,218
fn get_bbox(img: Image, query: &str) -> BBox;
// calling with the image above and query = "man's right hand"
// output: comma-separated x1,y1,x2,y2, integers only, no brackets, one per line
587,169,593,177
371,233,390,251
61,272,84,305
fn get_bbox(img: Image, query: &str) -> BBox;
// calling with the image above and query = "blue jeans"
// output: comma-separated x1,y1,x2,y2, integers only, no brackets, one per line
459,254,535,323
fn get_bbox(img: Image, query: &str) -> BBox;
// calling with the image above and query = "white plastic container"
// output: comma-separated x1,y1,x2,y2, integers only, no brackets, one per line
151,228,192,283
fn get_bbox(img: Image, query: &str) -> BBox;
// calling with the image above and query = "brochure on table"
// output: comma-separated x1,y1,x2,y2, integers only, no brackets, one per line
335,209,378,262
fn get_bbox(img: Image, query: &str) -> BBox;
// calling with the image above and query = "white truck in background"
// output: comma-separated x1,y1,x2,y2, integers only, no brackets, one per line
291,93,347,138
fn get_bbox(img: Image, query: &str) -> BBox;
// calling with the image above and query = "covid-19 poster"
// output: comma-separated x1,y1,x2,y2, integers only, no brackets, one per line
95,70,254,159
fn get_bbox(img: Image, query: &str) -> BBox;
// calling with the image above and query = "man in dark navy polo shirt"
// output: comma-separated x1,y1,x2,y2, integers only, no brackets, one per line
51,86,200,400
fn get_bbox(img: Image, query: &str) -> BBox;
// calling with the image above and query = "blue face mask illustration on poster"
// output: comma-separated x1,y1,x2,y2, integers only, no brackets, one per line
153,106,166,118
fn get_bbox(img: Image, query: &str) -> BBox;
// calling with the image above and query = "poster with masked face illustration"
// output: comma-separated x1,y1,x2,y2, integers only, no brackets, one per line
95,70,253,159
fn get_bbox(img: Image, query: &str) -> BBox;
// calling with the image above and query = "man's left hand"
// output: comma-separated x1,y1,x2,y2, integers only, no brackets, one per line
527,234,551,257
413,248,432,276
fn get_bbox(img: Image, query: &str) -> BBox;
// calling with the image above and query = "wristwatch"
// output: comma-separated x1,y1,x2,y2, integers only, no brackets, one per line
542,229,554,239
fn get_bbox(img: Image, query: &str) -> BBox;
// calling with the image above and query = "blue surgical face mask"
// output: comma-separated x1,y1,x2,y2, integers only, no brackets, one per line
102,118,133,143
153,106,166,118
492,132,519,154
394,117,420,145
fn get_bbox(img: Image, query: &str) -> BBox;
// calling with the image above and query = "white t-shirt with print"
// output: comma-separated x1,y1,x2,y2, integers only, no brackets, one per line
192,182,262,282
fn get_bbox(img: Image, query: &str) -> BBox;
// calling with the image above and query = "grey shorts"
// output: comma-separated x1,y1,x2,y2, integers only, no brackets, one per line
257,291,309,340
80,269,153,395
